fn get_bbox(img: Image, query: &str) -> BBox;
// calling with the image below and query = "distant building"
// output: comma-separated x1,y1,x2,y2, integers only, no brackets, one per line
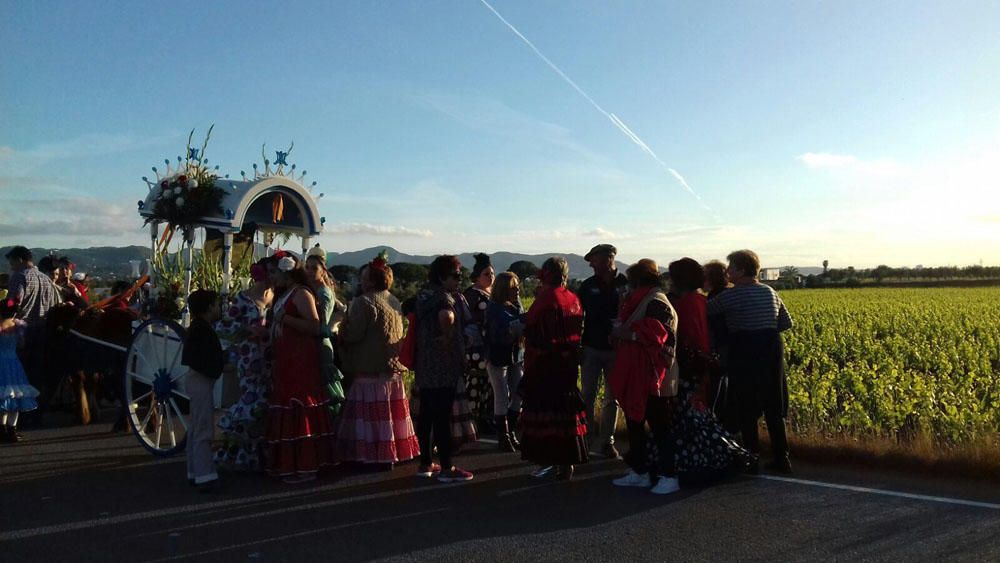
760,268,781,281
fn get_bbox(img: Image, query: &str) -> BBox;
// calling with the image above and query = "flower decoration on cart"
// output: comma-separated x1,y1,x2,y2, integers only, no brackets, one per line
141,126,227,235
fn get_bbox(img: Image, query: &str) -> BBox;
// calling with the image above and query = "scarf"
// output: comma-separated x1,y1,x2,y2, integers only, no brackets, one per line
609,286,672,422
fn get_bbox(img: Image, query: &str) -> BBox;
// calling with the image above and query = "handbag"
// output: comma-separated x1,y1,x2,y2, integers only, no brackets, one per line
398,312,418,370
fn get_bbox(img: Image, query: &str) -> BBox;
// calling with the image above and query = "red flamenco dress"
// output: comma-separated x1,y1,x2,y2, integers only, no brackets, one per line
517,286,589,466
265,288,336,479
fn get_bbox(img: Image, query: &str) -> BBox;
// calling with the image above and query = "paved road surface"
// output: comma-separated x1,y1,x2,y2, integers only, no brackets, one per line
1,419,998,562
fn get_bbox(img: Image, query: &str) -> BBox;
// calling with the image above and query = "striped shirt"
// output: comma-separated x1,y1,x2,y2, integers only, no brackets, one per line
706,283,792,334
10,266,60,325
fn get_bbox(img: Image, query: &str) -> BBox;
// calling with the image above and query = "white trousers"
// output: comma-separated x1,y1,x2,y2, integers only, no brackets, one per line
185,370,218,485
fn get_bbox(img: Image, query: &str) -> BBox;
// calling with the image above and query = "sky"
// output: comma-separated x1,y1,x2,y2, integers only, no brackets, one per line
2,0,999,268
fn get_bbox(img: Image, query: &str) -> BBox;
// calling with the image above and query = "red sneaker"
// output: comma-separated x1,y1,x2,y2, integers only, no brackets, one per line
416,463,442,478
437,466,474,483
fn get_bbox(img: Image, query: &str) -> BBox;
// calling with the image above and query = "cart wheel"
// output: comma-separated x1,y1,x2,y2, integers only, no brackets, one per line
125,318,189,457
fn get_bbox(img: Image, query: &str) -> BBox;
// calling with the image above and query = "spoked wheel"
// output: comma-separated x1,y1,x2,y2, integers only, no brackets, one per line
125,318,189,456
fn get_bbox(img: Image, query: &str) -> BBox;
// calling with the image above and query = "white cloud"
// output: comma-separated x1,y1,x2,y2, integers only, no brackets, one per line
0,196,136,239
789,141,1000,265
324,223,433,238
582,227,619,239
796,152,903,176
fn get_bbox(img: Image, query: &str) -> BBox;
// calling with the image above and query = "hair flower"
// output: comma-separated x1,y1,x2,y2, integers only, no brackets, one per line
277,256,296,272
369,249,390,273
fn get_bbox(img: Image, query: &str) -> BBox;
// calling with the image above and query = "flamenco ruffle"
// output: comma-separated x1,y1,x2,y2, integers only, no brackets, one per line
264,400,336,477
336,374,419,464
1,383,40,413
519,391,589,465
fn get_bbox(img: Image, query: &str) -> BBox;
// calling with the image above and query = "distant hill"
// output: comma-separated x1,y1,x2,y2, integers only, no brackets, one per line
325,247,628,280
0,245,150,279
0,244,827,282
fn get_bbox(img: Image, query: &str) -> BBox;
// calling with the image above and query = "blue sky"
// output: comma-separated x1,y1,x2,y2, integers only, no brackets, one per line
2,0,999,268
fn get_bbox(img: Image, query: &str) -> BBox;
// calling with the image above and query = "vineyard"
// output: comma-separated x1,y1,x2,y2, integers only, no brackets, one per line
781,287,1000,447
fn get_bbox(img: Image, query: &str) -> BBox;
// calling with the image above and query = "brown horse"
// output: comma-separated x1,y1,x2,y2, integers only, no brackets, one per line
46,303,137,425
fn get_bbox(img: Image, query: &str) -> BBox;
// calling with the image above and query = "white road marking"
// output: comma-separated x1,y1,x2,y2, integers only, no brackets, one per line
133,481,472,537
142,509,446,562
0,474,395,541
757,475,1000,510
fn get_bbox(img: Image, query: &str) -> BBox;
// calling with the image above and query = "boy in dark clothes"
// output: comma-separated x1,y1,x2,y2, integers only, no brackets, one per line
182,289,223,491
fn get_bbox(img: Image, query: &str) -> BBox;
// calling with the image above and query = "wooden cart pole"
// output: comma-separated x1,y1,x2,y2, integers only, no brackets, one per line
181,228,195,327
221,231,234,298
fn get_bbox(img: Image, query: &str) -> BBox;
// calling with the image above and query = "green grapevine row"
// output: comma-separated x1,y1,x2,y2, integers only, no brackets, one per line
781,288,1000,444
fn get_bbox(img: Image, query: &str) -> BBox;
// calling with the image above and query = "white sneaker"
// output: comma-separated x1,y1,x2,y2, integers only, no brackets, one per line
650,476,680,495
612,470,651,488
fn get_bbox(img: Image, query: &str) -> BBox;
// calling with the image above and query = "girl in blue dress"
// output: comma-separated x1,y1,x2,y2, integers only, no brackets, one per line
0,290,39,443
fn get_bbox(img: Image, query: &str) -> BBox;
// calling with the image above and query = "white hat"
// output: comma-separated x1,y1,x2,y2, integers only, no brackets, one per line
307,244,326,261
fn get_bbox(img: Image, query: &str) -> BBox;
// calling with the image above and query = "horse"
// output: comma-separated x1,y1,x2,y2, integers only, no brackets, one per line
46,303,137,426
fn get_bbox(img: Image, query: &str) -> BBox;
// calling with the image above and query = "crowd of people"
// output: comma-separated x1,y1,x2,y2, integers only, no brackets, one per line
2,242,795,495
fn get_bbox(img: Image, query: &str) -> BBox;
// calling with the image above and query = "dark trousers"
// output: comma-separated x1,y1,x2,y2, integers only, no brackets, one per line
417,386,456,469
624,396,676,477
740,404,788,458
19,324,49,412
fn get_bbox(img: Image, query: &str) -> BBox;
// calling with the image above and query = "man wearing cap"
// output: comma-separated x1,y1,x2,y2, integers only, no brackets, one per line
577,244,628,459
6,246,60,414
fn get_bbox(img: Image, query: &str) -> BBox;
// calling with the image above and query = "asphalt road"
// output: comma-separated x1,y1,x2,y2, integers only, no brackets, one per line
2,417,998,562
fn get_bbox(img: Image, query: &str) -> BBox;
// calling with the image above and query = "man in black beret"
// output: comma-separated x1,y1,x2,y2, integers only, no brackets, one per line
576,244,628,459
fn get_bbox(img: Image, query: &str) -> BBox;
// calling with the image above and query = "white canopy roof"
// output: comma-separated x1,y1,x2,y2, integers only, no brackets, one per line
139,175,323,237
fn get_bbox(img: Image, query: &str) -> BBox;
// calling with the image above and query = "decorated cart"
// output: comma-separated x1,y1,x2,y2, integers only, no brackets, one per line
125,128,325,456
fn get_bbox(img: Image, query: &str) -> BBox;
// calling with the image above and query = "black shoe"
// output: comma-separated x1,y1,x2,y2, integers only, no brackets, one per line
506,411,521,449
555,464,574,481
0,427,10,444
4,427,24,443
765,454,792,474
601,443,621,460
745,455,760,475
495,416,516,452
498,433,516,453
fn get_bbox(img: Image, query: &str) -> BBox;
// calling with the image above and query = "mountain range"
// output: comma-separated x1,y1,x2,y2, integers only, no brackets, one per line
0,244,819,281
325,247,628,279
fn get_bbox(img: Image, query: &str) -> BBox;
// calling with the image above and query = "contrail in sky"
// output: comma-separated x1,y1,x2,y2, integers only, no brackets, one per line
478,0,707,205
